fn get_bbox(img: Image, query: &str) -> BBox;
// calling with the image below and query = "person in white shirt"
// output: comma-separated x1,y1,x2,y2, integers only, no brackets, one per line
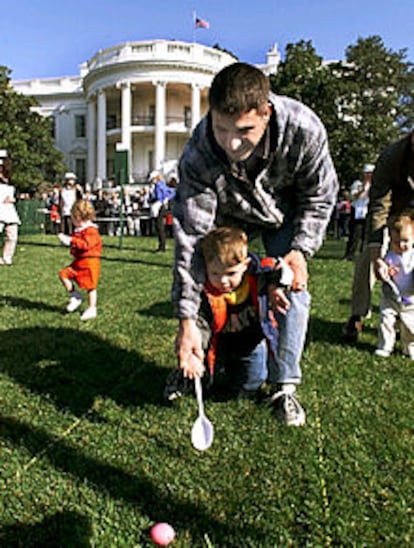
375,213,414,358
60,172,80,234
0,151,20,266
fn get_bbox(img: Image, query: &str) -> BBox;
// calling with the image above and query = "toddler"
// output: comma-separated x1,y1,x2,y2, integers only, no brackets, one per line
375,213,414,358
58,199,102,321
164,227,304,424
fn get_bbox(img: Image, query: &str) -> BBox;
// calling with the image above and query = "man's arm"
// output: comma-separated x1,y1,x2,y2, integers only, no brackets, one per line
288,114,339,259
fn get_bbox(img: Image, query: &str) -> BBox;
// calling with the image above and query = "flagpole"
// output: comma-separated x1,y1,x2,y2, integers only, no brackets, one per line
192,10,196,43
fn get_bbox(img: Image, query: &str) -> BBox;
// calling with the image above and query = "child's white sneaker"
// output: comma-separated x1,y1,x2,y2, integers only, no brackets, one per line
80,306,97,321
374,348,391,358
66,291,83,313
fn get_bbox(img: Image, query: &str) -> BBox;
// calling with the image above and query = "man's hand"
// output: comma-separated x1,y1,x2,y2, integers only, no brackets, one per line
268,284,290,314
175,318,205,379
283,249,309,292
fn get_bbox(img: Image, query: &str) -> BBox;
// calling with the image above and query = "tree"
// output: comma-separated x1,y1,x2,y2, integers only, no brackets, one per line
270,36,414,186
0,66,66,193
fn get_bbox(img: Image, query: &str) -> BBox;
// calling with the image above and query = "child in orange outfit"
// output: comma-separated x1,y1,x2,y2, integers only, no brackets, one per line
58,199,102,321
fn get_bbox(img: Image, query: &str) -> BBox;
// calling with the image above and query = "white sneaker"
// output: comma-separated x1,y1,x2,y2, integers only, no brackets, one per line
269,384,306,426
0,257,12,265
374,348,391,358
80,307,97,321
66,291,83,313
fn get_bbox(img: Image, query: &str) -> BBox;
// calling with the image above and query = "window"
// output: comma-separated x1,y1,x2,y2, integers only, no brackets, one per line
50,115,56,139
149,105,155,125
184,106,191,128
75,115,86,138
106,114,117,130
75,159,86,184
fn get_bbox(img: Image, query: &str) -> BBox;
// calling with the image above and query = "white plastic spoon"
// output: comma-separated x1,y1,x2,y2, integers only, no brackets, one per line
191,377,214,451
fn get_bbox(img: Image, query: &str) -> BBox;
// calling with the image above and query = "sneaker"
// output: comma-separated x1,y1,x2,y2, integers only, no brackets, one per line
80,306,97,321
374,348,391,357
341,316,362,344
163,368,194,401
269,385,306,426
0,257,12,265
66,291,83,313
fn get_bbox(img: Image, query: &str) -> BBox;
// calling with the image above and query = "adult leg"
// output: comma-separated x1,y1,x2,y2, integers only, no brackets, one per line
261,224,310,387
156,205,167,251
3,224,18,264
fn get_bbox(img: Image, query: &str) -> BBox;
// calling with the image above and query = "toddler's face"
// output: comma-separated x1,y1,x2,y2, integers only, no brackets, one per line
206,257,249,294
72,216,82,228
390,225,414,254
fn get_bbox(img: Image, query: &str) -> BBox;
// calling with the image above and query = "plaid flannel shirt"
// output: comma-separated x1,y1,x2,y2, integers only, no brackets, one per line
172,93,338,319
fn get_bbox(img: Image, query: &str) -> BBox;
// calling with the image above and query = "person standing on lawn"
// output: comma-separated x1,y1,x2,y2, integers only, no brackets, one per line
171,62,338,426
374,213,414,358
0,149,21,266
58,199,102,321
342,130,414,343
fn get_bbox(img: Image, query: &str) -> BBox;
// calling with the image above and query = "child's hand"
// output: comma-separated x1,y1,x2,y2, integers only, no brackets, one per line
58,233,71,246
268,285,290,315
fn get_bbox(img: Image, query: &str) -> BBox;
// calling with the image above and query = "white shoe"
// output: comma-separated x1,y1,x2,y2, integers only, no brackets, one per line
374,348,391,358
0,257,12,265
66,291,83,313
80,307,97,321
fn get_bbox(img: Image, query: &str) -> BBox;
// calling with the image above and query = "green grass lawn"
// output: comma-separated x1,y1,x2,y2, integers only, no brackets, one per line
0,234,412,547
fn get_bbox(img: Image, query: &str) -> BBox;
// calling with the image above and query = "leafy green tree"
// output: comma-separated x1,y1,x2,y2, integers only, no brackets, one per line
270,36,414,186
0,66,66,193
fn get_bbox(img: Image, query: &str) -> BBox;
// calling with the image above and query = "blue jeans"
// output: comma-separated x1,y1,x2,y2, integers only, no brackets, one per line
261,223,311,385
215,338,268,392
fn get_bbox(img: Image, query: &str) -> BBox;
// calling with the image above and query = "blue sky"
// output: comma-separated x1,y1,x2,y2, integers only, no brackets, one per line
4,0,413,81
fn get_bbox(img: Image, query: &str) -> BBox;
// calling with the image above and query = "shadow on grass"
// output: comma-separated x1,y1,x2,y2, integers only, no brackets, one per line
137,300,175,319
0,326,168,414
0,416,269,546
0,509,92,547
0,295,62,313
18,238,61,248
307,316,376,353
101,255,172,268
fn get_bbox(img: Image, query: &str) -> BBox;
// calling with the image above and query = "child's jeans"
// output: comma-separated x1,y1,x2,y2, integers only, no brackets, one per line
214,337,268,394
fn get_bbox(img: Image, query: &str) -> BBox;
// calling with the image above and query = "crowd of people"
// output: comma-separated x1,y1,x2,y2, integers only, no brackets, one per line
2,61,413,429
43,171,177,249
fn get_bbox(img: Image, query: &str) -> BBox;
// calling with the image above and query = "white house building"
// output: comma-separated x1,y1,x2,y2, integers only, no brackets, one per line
12,39,280,187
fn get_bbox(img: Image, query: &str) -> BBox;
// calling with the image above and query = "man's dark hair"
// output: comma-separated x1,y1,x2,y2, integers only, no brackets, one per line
209,62,270,115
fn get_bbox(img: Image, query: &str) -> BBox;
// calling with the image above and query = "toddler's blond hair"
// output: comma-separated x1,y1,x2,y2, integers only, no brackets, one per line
200,227,248,266
71,199,96,223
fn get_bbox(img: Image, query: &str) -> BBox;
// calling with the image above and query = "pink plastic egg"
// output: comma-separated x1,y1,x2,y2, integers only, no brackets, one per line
150,522,176,546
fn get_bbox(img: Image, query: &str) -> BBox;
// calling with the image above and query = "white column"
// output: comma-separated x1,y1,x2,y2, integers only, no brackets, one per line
121,81,131,181
191,83,201,130
154,81,166,169
97,89,107,182
87,98,96,185
121,81,131,149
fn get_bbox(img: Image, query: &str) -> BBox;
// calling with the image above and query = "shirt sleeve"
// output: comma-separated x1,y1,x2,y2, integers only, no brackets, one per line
366,145,394,247
172,142,218,319
289,121,339,257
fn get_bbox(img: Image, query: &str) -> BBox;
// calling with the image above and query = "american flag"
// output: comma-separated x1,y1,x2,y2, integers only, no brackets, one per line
195,15,210,29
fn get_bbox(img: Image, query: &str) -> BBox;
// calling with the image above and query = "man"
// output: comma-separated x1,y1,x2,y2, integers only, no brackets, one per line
343,164,374,260
171,62,338,425
60,172,81,235
342,131,414,343
149,171,176,252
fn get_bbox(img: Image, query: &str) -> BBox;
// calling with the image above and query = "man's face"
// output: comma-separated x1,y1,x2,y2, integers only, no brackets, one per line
211,106,271,162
